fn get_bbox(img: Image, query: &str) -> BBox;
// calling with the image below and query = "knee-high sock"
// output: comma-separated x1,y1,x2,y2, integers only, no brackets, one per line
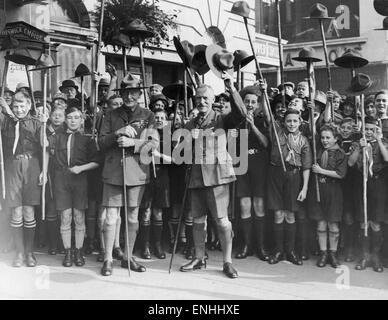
60,223,71,250
103,222,116,262
114,216,121,248
318,230,328,251
169,218,179,243
371,229,383,255
123,221,139,261
185,220,193,248
86,216,96,242
329,230,340,252
296,219,308,254
253,216,265,250
217,221,233,264
342,224,354,253
12,226,24,254
359,229,370,257
274,222,284,253
23,219,36,253
139,223,150,249
284,222,296,253
46,217,58,250
240,217,252,248
152,220,163,245
192,223,206,259
75,218,86,250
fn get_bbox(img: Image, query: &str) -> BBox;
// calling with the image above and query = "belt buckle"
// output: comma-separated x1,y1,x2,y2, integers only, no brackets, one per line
319,177,326,183
248,149,257,155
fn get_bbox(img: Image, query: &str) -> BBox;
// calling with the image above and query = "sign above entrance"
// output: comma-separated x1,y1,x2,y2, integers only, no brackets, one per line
0,21,48,44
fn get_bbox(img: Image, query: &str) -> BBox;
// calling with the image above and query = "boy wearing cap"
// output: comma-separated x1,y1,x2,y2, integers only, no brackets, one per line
348,117,388,272
232,85,270,261
98,73,158,276
48,107,100,267
52,92,68,110
0,91,47,267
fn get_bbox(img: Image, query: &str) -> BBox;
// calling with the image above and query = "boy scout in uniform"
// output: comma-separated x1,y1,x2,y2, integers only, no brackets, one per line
0,92,46,267
98,73,158,276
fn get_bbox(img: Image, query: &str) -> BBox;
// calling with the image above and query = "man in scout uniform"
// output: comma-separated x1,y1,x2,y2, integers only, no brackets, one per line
98,73,158,276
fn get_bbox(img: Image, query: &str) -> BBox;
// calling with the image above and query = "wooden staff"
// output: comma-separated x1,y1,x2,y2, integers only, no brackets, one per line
91,0,106,141
318,19,334,122
122,148,131,277
25,65,37,114
306,61,320,202
80,76,85,114
236,64,241,91
183,70,188,118
360,93,368,237
41,70,48,221
276,0,286,109
0,56,9,199
243,17,286,172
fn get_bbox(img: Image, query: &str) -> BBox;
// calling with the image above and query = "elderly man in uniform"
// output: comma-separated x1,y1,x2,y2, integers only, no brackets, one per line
179,73,247,279
98,73,158,276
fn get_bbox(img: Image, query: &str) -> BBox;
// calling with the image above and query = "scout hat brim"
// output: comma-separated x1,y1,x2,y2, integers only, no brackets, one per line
205,44,234,79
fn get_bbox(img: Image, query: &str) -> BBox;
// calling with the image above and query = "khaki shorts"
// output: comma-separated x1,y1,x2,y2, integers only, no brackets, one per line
102,183,145,208
190,184,229,219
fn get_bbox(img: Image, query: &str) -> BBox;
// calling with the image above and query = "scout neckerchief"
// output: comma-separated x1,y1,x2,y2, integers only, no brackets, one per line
320,144,340,169
284,130,303,167
12,115,31,155
66,128,81,167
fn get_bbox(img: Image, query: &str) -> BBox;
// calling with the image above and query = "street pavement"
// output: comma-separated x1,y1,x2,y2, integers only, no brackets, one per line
1,249,388,300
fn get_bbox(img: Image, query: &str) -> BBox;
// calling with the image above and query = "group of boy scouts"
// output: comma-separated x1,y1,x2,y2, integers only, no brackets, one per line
2,43,388,281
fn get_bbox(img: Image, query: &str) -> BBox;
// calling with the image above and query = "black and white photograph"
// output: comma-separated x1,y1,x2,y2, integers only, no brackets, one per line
0,0,387,305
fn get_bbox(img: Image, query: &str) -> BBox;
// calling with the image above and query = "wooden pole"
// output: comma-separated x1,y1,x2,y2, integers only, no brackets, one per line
318,19,334,122
360,93,368,237
41,70,48,221
276,0,286,108
138,39,148,108
183,70,188,118
122,148,131,277
80,76,85,114
307,61,320,202
243,17,286,172
0,57,9,199
236,64,241,91
25,65,37,114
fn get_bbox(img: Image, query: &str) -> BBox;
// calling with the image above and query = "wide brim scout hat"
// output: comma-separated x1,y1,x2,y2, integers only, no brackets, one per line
375,16,388,30
113,73,149,92
59,79,79,91
205,44,234,79
162,81,194,101
292,47,322,63
120,19,155,39
192,44,210,75
233,50,255,69
334,49,369,69
227,1,254,20
374,0,388,16
72,63,92,78
345,73,377,96
303,3,335,20
5,48,36,66
173,36,195,69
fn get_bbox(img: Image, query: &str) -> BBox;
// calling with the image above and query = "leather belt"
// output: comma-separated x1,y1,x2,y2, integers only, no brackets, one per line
248,148,260,155
318,177,338,184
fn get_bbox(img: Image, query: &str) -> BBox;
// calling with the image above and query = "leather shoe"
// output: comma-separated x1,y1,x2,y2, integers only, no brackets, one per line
180,258,207,272
223,262,238,279
26,253,37,267
84,241,94,255
121,258,146,272
154,242,166,259
113,247,124,261
371,254,384,273
101,260,113,276
12,252,24,267
141,244,151,260
48,248,57,255
268,251,284,264
235,245,250,259
63,249,73,267
286,251,303,266
74,249,85,267
344,249,354,262
317,251,328,268
96,250,105,262
328,251,340,268
257,247,270,261
208,240,220,251
355,257,369,270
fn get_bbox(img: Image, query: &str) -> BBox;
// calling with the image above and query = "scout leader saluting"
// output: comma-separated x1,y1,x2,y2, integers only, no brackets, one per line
259,80,312,266
0,91,47,268
98,73,158,276
48,106,100,267
308,124,348,268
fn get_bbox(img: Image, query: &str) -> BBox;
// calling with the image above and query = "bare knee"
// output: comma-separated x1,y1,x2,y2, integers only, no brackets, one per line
317,220,328,232
127,207,139,224
328,222,339,233
285,211,295,224
240,197,251,218
253,197,265,217
152,208,163,221
274,210,285,224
